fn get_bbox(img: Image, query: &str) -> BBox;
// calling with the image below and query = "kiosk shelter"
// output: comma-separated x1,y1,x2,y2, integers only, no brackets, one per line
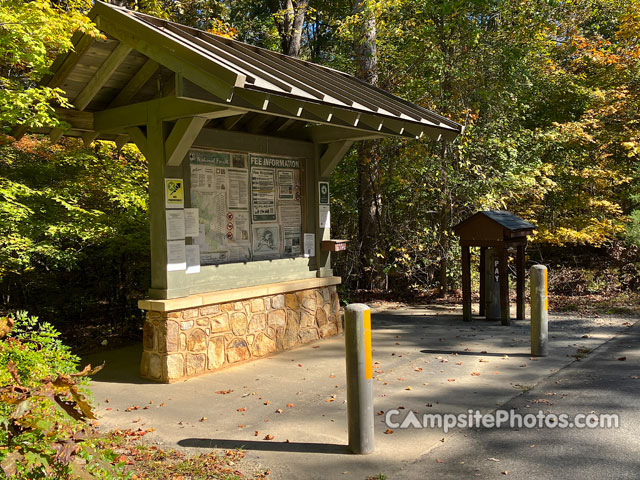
454,211,536,325
15,1,462,382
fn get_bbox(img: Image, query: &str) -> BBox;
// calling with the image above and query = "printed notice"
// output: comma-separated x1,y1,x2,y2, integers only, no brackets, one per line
166,209,185,240
167,240,186,271
228,169,249,209
319,204,331,228
184,208,199,237
230,211,250,244
279,203,302,226
165,178,184,208
252,224,280,260
304,233,315,258
282,225,301,257
185,244,201,274
278,170,295,200
251,168,276,222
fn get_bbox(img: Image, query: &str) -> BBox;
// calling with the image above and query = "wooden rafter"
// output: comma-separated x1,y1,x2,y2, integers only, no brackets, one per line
108,58,159,108
73,42,132,110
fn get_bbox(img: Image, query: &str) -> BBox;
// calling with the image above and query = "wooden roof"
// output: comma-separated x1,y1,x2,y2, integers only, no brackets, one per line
454,211,537,232
454,211,536,246
17,1,462,146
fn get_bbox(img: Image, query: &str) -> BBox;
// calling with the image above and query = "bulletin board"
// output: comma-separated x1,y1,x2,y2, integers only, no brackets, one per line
188,149,303,267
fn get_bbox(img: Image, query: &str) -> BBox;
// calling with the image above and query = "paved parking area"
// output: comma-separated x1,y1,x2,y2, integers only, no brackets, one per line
86,304,635,479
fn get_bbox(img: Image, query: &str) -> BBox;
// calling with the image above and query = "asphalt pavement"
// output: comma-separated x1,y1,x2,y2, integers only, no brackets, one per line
85,304,638,479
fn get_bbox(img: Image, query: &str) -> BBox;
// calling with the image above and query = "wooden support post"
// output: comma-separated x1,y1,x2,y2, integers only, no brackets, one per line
146,108,169,292
461,245,472,322
479,247,486,317
499,247,510,326
516,244,525,320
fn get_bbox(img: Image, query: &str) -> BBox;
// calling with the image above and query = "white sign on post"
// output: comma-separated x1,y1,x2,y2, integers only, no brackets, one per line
304,233,315,258
184,208,199,237
319,205,330,228
167,240,186,271
165,210,185,240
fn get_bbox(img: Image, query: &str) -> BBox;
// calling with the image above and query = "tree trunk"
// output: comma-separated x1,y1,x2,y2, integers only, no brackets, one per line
437,140,449,297
352,0,384,290
273,0,309,57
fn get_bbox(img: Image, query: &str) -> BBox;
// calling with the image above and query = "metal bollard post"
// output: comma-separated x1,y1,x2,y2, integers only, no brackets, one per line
344,304,375,454
530,265,549,356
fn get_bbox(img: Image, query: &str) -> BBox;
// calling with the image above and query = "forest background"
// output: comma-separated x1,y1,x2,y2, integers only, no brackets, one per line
1,0,639,350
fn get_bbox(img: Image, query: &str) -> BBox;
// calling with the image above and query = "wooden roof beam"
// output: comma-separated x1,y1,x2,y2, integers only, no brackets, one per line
108,58,159,108
165,116,208,166
44,32,95,88
93,97,243,133
319,141,354,177
73,42,132,110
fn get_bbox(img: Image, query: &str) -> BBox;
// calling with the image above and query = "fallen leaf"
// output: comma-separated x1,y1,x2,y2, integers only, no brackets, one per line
264,400,270,405
238,424,245,428
618,357,627,361
414,367,423,372
502,471,508,475
275,409,283,413
254,431,260,436
287,403,294,408
384,429,394,434
471,372,480,376
237,407,247,412
199,417,207,422
329,374,336,378
216,389,233,395
488,457,500,462
264,434,274,440
406,386,413,390
435,458,445,463
298,364,302,367
456,362,463,366
377,411,384,415
448,378,456,382
312,346,320,349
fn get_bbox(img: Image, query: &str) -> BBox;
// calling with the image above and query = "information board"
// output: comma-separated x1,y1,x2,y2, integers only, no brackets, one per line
189,149,303,266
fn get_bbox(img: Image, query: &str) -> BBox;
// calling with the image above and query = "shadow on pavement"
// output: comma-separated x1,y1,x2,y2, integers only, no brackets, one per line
420,349,531,357
178,438,349,454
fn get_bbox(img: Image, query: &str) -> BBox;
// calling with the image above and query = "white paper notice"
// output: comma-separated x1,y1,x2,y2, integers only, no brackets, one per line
166,210,185,240
304,233,315,258
319,205,331,228
228,169,249,209
252,224,280,259
185,244,200,274
184,208,199,237
279,203,302,226
167,240,186,271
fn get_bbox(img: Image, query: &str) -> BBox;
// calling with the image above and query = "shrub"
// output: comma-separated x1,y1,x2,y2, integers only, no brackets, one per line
0,312,128,479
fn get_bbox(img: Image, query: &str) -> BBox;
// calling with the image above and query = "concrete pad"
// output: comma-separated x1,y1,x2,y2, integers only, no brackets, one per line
86,304,634,479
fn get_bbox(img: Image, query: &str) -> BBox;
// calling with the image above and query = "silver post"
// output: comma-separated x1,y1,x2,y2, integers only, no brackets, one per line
530,265,549,356
344,303,375,454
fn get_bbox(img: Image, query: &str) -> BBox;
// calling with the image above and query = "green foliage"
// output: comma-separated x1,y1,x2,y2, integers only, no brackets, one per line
0,136,149,335
0,311,80,390
0,313,128,479
0,0,97,131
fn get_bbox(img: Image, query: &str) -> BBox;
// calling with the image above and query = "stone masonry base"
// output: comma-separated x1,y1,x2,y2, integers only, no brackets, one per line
140,285,341,382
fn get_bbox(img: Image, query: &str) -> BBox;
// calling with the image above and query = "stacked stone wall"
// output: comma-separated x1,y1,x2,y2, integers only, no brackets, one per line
141,285,341,382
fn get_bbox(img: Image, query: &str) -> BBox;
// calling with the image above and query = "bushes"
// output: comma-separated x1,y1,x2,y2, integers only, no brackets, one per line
0,312,128,479
0,137,150,343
